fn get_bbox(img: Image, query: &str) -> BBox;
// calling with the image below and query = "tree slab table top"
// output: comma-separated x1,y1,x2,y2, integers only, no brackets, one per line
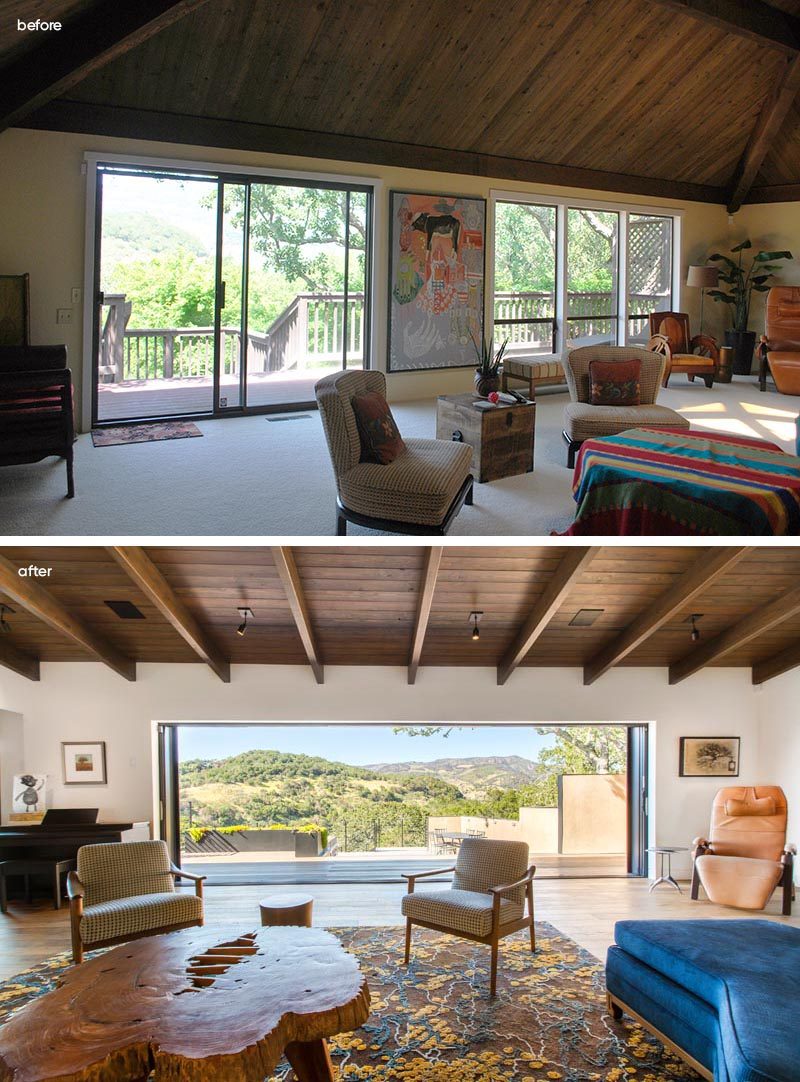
0,924,370,1082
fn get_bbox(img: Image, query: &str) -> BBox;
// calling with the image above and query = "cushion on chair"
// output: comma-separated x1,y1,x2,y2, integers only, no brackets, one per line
669,353,716,369
77,841,175,906
453,837,529,906
725,796,776,817
351,390,406,464
401,888,523,936
80,891,203,945
767,352,800,395
339,437,472,526
563,402,690,441
695,854,782,910
589,359,641,406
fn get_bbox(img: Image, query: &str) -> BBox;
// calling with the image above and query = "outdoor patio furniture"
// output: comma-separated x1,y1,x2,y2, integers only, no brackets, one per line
401,837,536,997
561,345,689,467
647,311,718,388
315,369,474,535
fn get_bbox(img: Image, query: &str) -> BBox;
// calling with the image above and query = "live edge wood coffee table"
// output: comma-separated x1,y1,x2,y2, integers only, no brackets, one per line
0,925,370,1082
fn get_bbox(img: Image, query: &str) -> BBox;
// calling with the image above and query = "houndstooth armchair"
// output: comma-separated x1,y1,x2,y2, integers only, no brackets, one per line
67,840,205,963
315,369,474,535
401,837,536,997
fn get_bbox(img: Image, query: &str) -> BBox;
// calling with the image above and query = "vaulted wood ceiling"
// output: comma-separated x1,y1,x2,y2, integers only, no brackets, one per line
1,545,799,687
4,0,800,207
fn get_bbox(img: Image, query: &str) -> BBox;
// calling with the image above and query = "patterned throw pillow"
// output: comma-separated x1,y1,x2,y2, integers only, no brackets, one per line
351,390,407,464
589,359,641,406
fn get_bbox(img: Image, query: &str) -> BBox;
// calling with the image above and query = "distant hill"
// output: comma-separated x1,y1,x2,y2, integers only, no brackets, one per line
366,755,542,798
102,211,208,271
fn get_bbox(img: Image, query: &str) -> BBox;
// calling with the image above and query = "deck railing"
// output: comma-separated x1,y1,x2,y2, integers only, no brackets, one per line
493,290,668,350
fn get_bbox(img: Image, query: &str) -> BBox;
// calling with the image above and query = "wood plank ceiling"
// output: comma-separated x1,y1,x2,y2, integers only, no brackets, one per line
1,546,800,687
4,0,800,206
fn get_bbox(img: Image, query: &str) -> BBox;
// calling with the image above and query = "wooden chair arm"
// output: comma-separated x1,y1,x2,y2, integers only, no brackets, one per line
66,871,85,900
402,866,455,893
690,334,720,361
784,843,797,859
170,863,206,898
488,865,537,896
692,838,711,859
647,334,672,360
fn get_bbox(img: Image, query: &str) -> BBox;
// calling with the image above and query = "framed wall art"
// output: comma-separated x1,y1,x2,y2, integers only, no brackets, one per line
62,742,107,785
387,191,486,372
11,773,47,821
679,736,740,777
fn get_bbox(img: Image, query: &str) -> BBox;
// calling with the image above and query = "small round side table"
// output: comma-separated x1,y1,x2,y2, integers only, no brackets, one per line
647,846,688,893
717,345,733,384
259,892,314,927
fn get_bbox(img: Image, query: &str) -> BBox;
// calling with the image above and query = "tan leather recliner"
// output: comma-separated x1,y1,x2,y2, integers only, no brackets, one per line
759,286,800,394
691,785,795,913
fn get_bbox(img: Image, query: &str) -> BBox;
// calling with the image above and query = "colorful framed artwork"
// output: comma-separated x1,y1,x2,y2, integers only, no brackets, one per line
679,737,740,777
11,773,47,821
387,191,486,372
62,742,107,785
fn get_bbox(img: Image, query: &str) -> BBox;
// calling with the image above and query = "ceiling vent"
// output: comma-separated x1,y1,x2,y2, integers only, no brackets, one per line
569,609,604,627
104,600,145,620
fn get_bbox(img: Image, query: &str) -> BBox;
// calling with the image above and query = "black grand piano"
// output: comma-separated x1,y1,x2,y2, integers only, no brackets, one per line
0,810,136,908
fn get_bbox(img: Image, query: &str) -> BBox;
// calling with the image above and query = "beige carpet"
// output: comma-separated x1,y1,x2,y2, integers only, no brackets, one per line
0,375,796,536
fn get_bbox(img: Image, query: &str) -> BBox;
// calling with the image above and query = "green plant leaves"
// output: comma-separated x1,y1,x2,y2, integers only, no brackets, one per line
754,250,793,261
731,239,753,252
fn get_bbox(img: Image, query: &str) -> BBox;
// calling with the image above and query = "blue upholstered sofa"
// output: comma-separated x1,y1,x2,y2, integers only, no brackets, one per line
606,919,800,1082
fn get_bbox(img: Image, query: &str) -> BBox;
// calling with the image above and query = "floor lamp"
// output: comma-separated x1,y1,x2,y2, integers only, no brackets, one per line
686,265,719,334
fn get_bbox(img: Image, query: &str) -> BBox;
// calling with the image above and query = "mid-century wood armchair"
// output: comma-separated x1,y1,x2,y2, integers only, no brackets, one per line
401,837,535,997
648,311,718,388
68,840,205,963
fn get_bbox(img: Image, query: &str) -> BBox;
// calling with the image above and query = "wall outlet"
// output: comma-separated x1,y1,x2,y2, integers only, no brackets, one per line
56,308,73,325
71,287,82,305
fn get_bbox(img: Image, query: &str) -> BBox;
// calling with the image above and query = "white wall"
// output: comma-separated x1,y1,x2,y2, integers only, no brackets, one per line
758,670,800,850
0,662,763,877
0,711,24,825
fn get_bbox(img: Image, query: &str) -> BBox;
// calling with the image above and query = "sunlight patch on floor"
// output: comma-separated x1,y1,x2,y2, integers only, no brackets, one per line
758,419,796,442
693,418,760,438
741,402,798,418
677,401,727,414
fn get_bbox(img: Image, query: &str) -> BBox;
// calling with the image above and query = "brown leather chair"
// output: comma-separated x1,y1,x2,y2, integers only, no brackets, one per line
691,785,795,914
648,311,718,388
759,286,800,394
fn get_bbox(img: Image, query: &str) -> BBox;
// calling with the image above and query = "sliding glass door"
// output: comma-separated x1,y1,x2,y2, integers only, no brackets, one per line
92,164,372,425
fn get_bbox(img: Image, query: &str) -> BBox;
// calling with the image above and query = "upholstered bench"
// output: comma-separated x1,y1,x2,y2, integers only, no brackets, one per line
502,356,566,397
606,919,800,1081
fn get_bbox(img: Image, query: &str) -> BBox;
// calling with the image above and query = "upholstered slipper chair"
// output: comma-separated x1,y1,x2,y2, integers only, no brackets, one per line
315,369,473,535
68,840,205,963
401,837,535,996
691,786,795,914
562,345,690,467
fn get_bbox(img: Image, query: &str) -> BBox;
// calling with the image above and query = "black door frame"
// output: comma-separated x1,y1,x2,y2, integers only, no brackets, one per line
159,721,650,877
91,163,374,427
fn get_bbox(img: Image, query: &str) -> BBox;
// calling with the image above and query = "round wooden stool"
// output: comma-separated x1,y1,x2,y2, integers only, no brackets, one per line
259,892,314,927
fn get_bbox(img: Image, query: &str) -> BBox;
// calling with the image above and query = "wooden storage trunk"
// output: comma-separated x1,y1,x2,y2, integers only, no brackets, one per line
436,393,535,483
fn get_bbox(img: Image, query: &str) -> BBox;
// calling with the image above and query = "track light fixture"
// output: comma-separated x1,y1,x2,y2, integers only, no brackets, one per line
0,605,13,633
469,610,484,642
690,614,701,643
236,607,254,637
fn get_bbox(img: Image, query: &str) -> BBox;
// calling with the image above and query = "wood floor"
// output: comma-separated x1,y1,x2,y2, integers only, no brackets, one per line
0,877,796,981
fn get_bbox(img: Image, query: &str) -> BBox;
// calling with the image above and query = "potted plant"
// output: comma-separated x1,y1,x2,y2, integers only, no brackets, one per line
472,333,508,397
707,240,793,375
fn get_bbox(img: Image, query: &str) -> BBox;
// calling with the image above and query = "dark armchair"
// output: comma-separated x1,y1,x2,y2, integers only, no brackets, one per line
0,345,75,497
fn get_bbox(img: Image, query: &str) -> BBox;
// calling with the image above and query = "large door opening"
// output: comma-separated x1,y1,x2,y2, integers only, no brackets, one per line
92,164,372,425
160,723,648,885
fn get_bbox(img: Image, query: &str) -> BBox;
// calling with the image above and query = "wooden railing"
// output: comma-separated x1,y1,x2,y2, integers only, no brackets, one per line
493,291,668,350
99,292,366,384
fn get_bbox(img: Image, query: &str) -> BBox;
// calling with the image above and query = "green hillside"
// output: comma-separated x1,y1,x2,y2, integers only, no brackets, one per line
366,755,542,798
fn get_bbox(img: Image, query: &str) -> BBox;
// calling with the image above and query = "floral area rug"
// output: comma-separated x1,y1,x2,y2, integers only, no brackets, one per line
91,421,203,446
0,923,700,1081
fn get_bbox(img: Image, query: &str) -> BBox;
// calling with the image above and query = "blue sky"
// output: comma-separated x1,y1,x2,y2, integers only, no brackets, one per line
177,724,555,767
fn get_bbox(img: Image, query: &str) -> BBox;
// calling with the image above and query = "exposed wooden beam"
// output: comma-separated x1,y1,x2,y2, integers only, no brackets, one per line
669,582,800,684
497,548,596,686
0,637,40,682
584,547,749,685
408,547,443,686
726,52,800,212
745,181,800,203
271,548,323,685
108,546,230,683
650,0,800,53
21,100,726,207
0,556,135,681
752,639,800,684
0,0,212,132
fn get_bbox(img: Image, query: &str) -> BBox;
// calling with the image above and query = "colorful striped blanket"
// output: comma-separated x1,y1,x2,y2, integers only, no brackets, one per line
561,427,800,535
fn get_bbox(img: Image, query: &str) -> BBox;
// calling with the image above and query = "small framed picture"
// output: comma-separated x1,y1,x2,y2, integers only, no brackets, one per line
62,742,107,785
679,736,740,777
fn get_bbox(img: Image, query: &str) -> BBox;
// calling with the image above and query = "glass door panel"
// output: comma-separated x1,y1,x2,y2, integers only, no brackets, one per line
493,201,557,355
95,169,218,423
216,182,247,411
566,207,619,348
345,190,369,370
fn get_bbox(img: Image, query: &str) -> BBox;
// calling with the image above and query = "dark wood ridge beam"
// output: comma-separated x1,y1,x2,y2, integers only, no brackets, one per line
271,547,323,685
20,100,726,206
726,52,800,212
0,0,212,132
108,546,230,683
498,547,597,687
745,181,800,203
584,547,749,685
0,555,135,681
752,639,800,684
408,547,443,686
650,0,800,53
0,636,40,682
669,582,800,684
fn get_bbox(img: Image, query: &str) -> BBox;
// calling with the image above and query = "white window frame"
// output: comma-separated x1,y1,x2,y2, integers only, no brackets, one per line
488,190,683,361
